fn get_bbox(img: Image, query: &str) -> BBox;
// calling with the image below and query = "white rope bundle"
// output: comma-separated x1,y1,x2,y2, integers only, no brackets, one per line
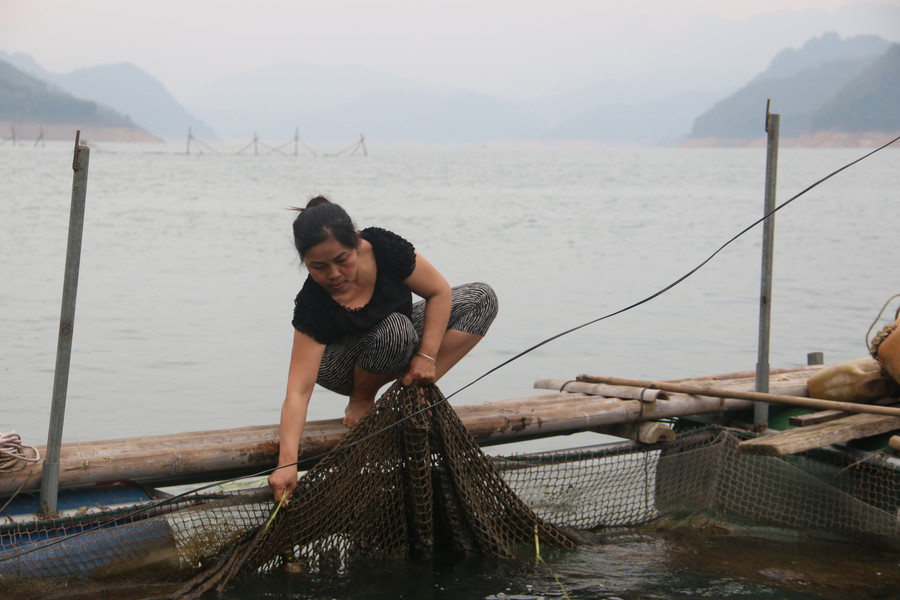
0,431,41,470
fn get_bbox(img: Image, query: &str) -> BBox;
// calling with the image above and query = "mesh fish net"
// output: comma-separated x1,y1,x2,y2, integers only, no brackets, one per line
2,383,899,599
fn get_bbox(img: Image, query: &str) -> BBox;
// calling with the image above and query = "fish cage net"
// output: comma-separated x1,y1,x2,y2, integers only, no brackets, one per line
2,384,899,599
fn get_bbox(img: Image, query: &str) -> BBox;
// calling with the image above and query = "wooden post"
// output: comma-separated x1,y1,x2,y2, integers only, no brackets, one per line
755,100,780,429
40,131,90,516
186,126,192,155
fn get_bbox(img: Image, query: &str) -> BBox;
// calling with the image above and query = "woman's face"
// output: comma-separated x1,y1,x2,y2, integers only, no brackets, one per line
303,235,360,295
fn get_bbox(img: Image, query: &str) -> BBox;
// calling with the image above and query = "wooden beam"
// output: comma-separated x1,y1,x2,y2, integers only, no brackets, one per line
577,375,900,418
737,413,900,456
788,410,848,427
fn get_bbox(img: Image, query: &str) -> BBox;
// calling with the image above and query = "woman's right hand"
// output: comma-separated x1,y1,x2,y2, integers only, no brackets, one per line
268,464,299,505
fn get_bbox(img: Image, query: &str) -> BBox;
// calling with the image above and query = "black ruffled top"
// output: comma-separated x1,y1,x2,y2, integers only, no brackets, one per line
291,227,417,344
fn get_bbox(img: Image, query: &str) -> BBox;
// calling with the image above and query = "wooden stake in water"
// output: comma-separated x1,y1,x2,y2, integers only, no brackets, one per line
40,131,90,516
755,101,779,429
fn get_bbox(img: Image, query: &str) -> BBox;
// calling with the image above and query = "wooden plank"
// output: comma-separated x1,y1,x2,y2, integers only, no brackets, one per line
737,413,900,456
788,410,848,427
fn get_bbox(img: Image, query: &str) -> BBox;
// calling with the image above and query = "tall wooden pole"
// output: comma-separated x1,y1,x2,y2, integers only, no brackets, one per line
755,101,779,429
40,131,90,516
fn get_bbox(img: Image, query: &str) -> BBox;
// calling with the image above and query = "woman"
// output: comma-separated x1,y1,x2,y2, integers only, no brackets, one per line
268,196,498,503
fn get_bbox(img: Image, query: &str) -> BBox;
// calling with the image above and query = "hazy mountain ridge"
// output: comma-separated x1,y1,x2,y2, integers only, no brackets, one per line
759,31,890,80
689,34,898,141
0,50,215,141
2,23,899,146
296,89,545,143
812,44,900,132
0,59,160,142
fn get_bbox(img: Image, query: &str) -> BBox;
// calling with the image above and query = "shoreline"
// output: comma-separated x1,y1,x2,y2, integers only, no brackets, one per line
3,124,896,149
681,130,900,149
0,121,163,144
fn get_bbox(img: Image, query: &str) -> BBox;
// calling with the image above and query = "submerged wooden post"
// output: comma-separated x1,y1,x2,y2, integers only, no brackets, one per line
40,131,90,516
755,101,779,429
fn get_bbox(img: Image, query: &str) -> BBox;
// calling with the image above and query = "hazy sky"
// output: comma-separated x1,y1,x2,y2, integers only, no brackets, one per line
2,0,899,103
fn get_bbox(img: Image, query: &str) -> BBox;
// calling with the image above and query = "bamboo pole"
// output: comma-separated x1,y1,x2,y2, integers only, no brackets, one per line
534,379,668,401
1,390,757,496
577,374,900,418
665,365,822,384
5,365,858,497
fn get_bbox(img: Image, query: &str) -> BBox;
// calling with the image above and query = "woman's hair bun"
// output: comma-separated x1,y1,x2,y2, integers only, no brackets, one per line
305,195,330,210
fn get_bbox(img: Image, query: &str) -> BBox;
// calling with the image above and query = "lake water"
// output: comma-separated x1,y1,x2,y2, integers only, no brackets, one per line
1,139,899,598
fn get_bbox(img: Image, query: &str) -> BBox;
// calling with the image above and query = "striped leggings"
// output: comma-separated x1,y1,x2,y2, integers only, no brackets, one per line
317,282,498,395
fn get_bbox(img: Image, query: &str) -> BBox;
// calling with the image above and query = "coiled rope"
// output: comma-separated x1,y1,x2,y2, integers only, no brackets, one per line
866,293,900,357
0,431,40,471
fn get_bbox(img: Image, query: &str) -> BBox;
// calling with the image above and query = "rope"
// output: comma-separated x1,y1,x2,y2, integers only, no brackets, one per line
866,293,900,356
0,431,40,470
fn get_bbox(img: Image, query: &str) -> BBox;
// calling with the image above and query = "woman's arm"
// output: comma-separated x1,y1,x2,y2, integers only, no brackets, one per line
267,329,325,503
402,250,451,385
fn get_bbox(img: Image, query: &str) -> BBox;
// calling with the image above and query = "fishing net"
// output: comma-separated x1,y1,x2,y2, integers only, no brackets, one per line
1,382,576,600
2,389,900,599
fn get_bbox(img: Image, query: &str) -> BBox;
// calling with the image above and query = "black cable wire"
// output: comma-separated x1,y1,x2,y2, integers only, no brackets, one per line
3,133,898,563
446,132,900,400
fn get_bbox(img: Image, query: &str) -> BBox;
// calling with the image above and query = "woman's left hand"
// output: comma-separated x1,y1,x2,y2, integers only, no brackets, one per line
402,354,437,386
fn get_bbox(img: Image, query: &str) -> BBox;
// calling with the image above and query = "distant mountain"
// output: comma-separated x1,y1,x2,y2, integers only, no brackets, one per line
543,90,724,145
4,16,899,147
0,60,159,142
759,31,890,80
688,33,896,141
812,43,900,132
0,51,215,141
187,62,453,140
293,89,543,143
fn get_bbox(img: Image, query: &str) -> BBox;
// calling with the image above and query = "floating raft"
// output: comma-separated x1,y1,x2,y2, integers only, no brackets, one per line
3,362,897,497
